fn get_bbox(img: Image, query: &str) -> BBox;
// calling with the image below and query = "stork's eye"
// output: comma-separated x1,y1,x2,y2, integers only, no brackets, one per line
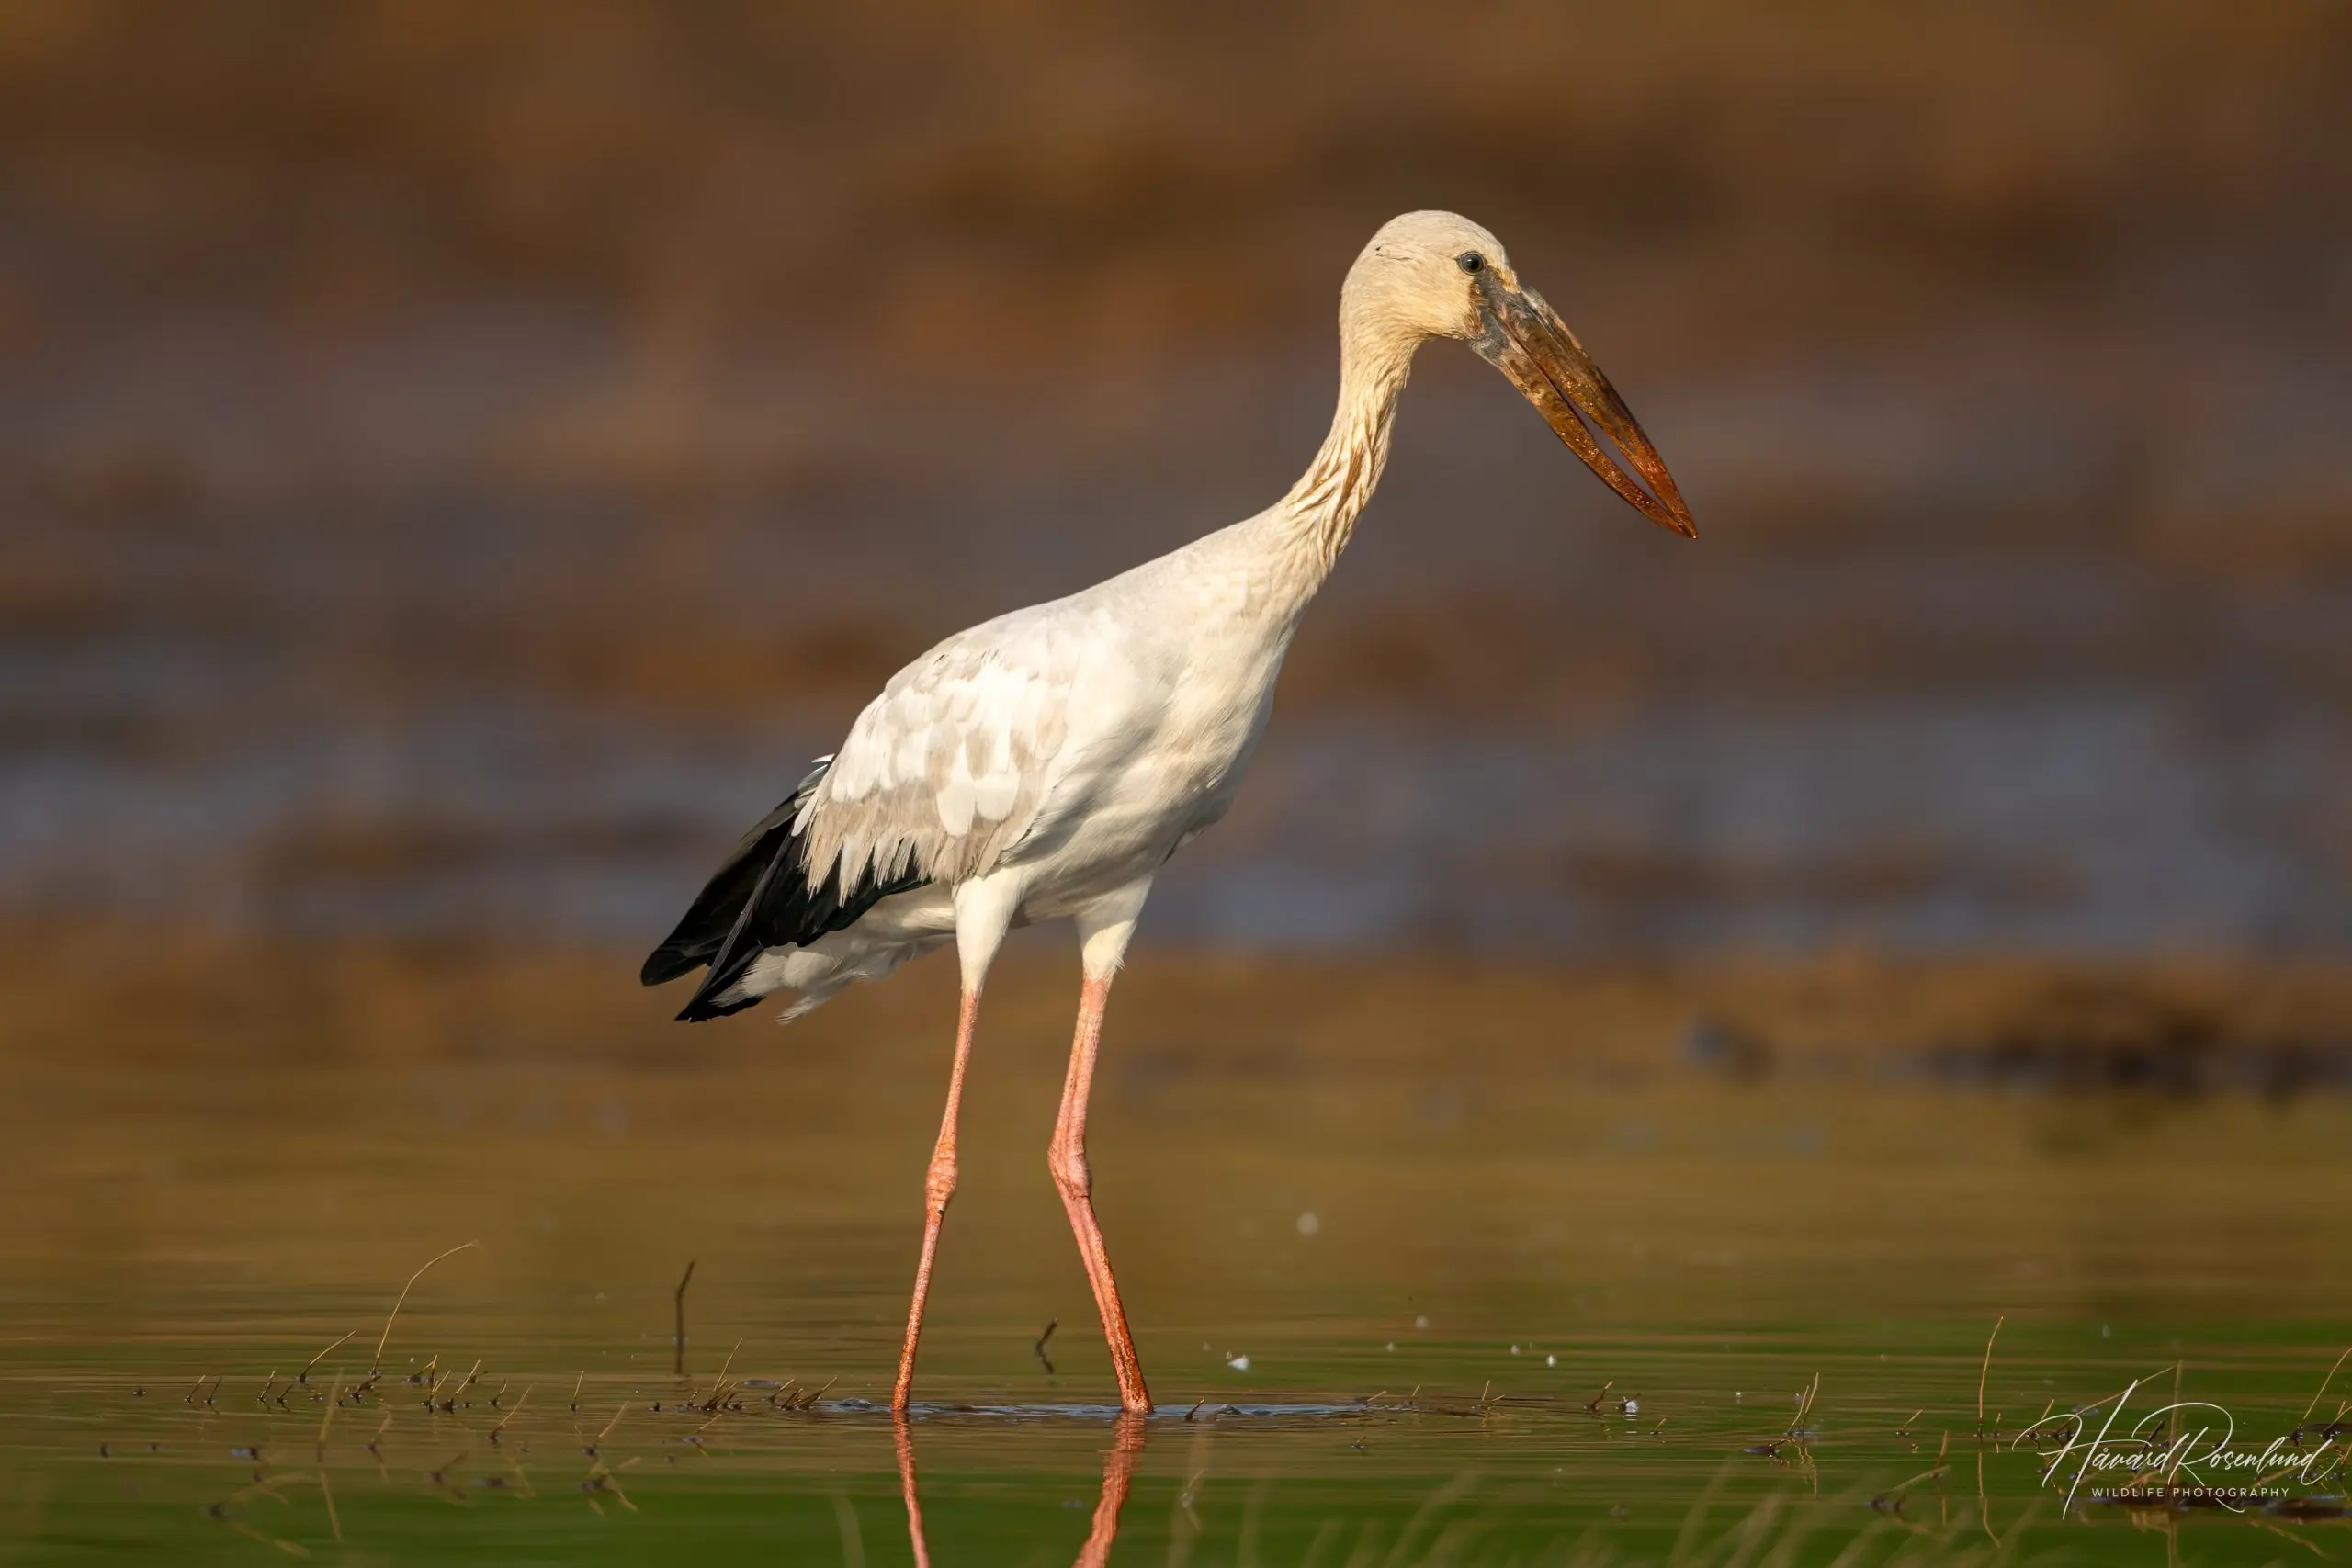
1457,252,1485,274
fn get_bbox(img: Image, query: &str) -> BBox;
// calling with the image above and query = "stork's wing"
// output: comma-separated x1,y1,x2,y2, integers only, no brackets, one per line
643,604,1101,1021
796,608,1091,893
639,756,923,1011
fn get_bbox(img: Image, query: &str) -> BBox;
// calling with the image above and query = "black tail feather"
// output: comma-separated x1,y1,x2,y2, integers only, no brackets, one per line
642,760,927,1021
639,795,803,988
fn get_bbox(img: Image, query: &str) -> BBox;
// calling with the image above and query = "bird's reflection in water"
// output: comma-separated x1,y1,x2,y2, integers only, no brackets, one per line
895,1414,1147,1566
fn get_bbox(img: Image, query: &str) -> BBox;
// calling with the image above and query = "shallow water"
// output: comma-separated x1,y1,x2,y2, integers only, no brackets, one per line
4,960,2351,1563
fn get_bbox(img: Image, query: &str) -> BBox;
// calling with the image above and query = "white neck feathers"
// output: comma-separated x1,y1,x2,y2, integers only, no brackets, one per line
1277,330,1415,574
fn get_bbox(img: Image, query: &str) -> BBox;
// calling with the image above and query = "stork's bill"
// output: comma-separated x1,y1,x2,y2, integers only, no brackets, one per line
1466,262,1699,538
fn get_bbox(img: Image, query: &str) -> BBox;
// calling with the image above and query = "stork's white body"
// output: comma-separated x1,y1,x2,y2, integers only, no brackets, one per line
732,509,1332,1013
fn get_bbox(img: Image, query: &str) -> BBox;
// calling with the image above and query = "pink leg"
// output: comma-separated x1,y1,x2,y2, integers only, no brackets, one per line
1048,975,1154,1415
893,1415,931,1568
892,987,980,1413
1075,1414,1148,1567
899,1406,1139,1568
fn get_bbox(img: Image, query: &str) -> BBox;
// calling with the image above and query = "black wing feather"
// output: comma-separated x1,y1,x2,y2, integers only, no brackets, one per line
640,760,927,1021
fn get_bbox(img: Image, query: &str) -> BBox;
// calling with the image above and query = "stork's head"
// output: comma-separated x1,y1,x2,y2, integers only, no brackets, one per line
1348,210,1698,538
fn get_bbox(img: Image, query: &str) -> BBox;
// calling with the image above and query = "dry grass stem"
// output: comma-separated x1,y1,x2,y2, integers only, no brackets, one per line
1976,1316,2005,1434
373,1242,481,1368
300,1332,354,1384
2303,1347,2352,1427
491,1384,532,1437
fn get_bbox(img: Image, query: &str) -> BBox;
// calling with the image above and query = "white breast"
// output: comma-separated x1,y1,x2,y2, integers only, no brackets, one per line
996,551,1299,915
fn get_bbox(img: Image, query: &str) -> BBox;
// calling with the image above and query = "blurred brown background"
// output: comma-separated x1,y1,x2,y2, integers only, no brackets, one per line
3,0,2348,958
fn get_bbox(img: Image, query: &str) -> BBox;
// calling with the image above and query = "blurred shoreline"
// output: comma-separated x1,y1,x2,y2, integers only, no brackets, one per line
6,696,2343,954
9,924,2348,1092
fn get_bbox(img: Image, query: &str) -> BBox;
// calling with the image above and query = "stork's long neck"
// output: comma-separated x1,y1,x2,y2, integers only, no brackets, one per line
1272,326,1416,581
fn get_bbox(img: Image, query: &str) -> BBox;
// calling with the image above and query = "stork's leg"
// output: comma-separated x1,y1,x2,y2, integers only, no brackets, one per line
1076,1414,1148,1567
892,875,1020,1414
1050,881,1156,1415
893,1415,932,1568
898,1409,1139,1568
889,985,978,1412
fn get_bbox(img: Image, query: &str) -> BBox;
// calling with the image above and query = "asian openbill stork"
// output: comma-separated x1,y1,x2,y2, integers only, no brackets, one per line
643,210,1698,1415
